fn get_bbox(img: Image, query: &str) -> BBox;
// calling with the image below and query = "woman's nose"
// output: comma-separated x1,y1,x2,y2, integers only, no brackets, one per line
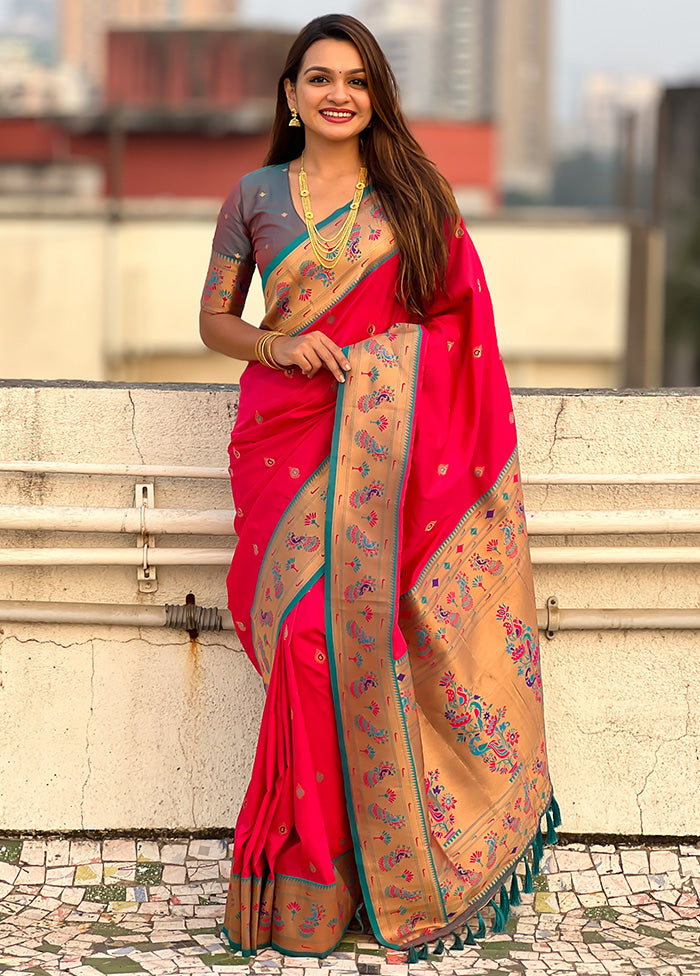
327,78,350,102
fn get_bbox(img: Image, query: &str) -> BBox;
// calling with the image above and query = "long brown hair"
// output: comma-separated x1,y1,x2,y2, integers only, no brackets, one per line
265,14,459,317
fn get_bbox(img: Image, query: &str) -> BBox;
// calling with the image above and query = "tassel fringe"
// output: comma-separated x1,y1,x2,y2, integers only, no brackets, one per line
532,827,543,876
407,793,561,962
489,897,505,934
510,870,521,906
499,884,511,923
353,905,365,933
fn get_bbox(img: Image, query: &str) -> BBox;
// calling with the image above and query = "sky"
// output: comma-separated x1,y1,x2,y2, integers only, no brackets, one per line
240,0,700,121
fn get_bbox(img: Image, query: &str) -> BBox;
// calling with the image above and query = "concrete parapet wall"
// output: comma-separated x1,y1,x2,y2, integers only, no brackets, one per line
0,212,649,388
0,383,698,836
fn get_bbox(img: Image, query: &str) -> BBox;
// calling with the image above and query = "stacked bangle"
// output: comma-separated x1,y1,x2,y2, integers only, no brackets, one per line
255,330,285,370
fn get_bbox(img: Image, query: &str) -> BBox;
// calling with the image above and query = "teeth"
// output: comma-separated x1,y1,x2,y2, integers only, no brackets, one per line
323,111,353,118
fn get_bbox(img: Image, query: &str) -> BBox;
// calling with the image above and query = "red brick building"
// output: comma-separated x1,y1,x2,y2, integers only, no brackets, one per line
0,28,498,209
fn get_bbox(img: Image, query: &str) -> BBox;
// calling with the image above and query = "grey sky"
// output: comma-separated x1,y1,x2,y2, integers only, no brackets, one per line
241,0,700,120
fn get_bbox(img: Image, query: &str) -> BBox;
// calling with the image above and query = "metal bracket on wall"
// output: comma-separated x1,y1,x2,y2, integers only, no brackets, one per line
544,595,559,640
135,483,157,593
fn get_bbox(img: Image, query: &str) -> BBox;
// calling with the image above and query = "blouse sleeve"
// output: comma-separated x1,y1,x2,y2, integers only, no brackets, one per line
200,180,256,317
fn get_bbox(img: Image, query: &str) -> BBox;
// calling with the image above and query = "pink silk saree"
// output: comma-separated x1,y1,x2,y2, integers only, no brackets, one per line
201,167,557,957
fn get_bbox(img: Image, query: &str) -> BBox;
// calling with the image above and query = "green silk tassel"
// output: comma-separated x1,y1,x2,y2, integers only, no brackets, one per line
510,870,521,906
489,897,505,934
499,884,511,922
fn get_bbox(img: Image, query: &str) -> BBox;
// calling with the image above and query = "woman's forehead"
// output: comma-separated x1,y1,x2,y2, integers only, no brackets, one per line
299,37,365,73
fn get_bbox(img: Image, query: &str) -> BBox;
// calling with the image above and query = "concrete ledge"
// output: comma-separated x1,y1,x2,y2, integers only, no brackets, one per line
0,386,698,835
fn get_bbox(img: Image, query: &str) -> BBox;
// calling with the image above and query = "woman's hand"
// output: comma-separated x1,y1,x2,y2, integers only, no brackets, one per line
271,331,351,382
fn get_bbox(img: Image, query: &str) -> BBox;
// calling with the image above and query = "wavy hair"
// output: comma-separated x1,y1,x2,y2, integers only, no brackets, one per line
264,14,459,316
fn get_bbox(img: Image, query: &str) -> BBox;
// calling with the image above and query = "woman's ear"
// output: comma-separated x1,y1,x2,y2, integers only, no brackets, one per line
283,78,296,111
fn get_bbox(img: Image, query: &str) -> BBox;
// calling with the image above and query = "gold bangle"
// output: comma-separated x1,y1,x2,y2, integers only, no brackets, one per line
255,330,284,370
259,333,279,370
266,334,283,370
259,340,276,370
254,332,268,363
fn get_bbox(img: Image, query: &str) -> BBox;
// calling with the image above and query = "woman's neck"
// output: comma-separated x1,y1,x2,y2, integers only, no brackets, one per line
299,136,363,180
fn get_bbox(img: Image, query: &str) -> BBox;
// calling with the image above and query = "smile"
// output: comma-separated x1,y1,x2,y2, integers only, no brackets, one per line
320,110,355,120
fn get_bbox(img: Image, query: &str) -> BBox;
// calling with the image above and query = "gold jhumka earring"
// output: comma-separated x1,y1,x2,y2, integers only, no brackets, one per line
289,108,301,128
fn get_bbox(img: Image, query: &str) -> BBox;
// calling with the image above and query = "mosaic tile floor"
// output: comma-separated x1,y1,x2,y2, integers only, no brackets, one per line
1,837,699,975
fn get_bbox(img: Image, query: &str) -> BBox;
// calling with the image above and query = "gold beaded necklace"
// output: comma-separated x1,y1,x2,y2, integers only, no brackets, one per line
298,153,367,270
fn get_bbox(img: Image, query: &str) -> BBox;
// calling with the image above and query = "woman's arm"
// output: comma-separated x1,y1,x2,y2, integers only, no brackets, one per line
199,308,351,383
199,308,263,361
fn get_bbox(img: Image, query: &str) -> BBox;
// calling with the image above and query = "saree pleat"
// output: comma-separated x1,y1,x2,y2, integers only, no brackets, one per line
224,579,359,956
211,174,555,957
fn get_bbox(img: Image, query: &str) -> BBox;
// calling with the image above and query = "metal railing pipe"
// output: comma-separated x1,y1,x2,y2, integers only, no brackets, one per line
1,461,699,486
530,546,700,564
0,505,233,535
0,546,698,566
522,473,700,485
0,505,698,537
0,461,230,479
0,601,698,632
546,607,700,631
0,600,234,630
0,548,234,565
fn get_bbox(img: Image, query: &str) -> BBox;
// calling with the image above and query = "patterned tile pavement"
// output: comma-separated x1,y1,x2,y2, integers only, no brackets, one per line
1,837,699,975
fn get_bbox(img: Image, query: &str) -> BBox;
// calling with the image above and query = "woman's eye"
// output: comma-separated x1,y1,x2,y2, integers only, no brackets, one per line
350,78,368,87
309,75,328,84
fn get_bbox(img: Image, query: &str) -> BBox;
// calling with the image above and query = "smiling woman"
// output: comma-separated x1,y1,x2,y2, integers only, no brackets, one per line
284,40,373,147
199,12,558,962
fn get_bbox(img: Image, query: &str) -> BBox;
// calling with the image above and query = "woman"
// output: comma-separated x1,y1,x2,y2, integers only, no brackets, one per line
200,14,558,959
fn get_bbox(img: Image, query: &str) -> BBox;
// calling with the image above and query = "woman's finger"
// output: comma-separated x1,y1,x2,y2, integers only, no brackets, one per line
312,335,351,381
269,333,350,381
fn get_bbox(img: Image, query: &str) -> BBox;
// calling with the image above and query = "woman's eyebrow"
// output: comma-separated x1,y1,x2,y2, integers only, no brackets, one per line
302,65,366,75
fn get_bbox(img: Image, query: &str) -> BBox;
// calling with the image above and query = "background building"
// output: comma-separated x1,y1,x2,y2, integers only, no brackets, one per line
496,0,551,200
356,0,440,118
0,0,55,61
60,0,240,99
0,0,668,390
656,85,700,386
362,0,551,200
436,0,498,120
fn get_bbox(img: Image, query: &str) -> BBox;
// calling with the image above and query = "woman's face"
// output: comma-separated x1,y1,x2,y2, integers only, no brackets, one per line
285,38,373,147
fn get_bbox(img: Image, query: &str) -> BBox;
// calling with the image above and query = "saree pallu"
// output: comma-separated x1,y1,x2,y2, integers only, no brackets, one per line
223,208,556,957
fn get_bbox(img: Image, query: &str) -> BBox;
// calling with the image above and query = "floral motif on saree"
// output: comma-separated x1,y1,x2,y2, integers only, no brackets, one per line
260,199,395,337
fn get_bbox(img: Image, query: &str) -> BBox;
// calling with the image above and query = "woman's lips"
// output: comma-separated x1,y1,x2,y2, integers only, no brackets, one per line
319,110,355,123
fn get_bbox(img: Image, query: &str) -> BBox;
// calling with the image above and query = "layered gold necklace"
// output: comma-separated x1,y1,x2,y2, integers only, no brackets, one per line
298,153,367,270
